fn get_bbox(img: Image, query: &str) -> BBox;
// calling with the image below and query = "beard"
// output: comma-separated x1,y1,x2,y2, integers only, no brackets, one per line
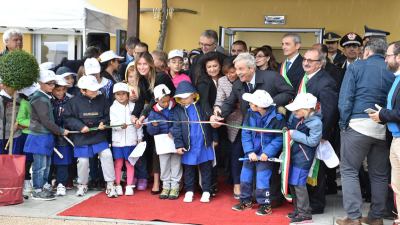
387,61,399,73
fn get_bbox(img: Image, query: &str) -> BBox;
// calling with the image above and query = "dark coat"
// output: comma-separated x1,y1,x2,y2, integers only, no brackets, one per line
324,60,344,91
63,93,110,146
278,54,305,91
332,50,346,67
132,72,175,118
306,69,339,140
380,76,400,136
196,76,217,117
221,70,295,119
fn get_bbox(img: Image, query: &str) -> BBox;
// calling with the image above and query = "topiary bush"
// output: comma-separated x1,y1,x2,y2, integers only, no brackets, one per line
0,50,39,90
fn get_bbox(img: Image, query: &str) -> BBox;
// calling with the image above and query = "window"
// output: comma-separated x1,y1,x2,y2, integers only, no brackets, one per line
41,34,68,64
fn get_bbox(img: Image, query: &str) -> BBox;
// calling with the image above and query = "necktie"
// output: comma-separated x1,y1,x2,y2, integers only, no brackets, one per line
286,60,292,73
247,83,254,93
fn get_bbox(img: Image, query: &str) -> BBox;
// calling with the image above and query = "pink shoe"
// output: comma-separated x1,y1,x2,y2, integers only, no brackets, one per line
137,179,147,191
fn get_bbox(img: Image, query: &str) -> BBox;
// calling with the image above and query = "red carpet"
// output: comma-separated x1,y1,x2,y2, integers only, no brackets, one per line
59,186,292,225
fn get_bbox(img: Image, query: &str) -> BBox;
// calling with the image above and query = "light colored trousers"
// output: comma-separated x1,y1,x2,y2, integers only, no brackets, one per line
77,148,115,185
159,153,182,189
390,137,400,220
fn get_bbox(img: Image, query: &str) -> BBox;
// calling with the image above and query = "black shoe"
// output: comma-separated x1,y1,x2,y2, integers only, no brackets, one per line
232,201,253,211
31,191,56,201
290,214,312,224
255,204,272,216
287,211,298,219
311,208,324,215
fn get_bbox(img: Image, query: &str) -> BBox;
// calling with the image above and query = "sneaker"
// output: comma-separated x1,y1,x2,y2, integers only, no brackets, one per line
183,191,194,203
76,184,88,197
115,185,123,196
43,183,53,192
31,190,55,201
291,214,313,224
335,217,361,225
287,211,298,219
125,185,134,196
137,179,147,191
168,188,179,200
360,217,383,225
106,183,118,198
56,183,66,196
159,189,170,199
200,192,210,203
256,204,272,216
232,201,253,211
23,180,32,197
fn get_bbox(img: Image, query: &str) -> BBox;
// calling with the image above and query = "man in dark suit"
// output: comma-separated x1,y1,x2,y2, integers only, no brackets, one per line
279,33,305,91
324,32,346,67
117,36,140,81
211,52,295,207
300,49,339,214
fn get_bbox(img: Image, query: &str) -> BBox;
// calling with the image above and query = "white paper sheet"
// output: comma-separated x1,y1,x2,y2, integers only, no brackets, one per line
154,134,176,155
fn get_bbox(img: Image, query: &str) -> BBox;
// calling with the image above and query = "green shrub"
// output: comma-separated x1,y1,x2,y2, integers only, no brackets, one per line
0,50,39,90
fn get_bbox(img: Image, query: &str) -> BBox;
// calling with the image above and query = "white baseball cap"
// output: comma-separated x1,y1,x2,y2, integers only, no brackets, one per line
55,76,69,86
242,90,275,108
99,50,124,63
168,49,184,60
39,70,57,83
77,75,104,91
19,83,38,96
39,62,55,71
154,84,171,100
84,58,101,75
113,82,130,93
285,93,318,111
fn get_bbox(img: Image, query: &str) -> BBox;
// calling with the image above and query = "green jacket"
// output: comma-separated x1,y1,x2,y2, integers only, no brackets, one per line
16,98,31,134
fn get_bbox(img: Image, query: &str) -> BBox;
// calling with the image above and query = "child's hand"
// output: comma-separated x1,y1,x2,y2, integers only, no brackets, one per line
121,123,128,129
131,115,138,124
289,129,295,136
152,122,159,127
260,153,268,162
81,126,89,133
63,129,69,136
176,148,185,155
98,122,105,130
213,141,218,149
248,152,258,162
135,116,145,129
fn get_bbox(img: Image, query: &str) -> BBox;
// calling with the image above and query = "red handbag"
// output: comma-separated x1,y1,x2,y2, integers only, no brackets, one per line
0,155,25,205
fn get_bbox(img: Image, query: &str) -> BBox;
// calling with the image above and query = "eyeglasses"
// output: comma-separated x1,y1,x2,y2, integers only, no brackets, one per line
302,58,321,63
45,82,56,86
199,42,215,48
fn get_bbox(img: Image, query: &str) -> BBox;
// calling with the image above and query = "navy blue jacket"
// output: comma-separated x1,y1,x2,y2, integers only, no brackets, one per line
63,93,110,146
380,75,400,137
241,107,285,158
146,101,175,135
339,54,395,129
171,96,217,150
288,113,322,169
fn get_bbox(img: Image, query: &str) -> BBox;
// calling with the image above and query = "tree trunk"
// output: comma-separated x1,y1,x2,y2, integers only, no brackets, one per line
156,0,168,50
8,91,17,155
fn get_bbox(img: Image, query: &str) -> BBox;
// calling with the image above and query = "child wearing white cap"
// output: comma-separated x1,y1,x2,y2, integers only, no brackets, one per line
167,49,191,88
110,82,143,196
146,84,182,200
63,75,118,198
50,77,74,196
232,90,285,216
84,58,113,102
285,93,322,224
23,70,69,201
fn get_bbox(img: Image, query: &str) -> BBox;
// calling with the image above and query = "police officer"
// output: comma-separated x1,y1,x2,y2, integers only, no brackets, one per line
363,25,390,45
324,32,346,67
339,32,363,73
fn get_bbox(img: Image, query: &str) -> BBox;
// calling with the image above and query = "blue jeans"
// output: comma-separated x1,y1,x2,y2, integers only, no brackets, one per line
32,154,51,190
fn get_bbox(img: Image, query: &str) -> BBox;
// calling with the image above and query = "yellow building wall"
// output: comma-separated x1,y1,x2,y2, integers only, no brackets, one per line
134,0,400,52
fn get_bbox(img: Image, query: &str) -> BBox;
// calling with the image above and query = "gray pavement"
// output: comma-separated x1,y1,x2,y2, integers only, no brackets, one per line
0,189,394,225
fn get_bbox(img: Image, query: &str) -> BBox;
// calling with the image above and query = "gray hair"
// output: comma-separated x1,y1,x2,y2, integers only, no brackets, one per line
233,52,256,68
283,33,301,44
307,49,327,67
200,30,218,43
364,38,387,56
3,28,23,45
